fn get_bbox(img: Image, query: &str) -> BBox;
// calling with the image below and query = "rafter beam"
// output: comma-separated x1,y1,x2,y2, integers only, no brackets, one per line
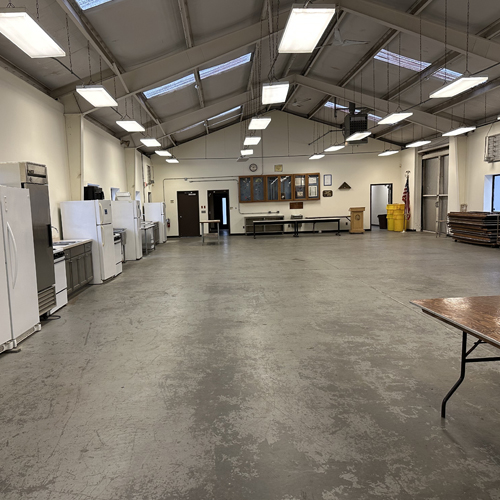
51,14,288,107
337,0,500,63
294,74,450,131
337,0,434,88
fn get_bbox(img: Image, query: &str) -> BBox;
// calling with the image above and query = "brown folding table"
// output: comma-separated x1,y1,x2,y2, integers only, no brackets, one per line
411,296,500,418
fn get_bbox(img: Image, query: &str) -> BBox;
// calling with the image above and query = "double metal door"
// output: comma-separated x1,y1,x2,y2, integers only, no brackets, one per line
422,154,449,235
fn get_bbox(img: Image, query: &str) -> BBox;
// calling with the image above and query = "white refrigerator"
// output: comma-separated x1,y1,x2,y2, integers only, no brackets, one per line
61,200,116,284
144,202,167,243
112,200,143,261
0,186,40,353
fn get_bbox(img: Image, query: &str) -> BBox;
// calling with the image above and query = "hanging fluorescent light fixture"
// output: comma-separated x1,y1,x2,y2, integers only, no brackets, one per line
442,126,476,137
76,85,117,107
324,145,345,152
240,149,254,156
378,150,400,156
155,150,172,157
244,136,261,146
309,154,325,160
346,131,371,142
279,5,336,53
140,138,162,147
166,158,179,164
406,140,431,148
429,77,488,98
116,120,145,132
249,117,272,130
378,112,413,125
0,8,66,58
262,82,289,104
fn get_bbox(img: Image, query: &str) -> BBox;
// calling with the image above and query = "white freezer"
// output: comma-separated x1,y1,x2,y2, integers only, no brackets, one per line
111,201,143,261
61,200,116,284
144,202,167,243
0,186,40,350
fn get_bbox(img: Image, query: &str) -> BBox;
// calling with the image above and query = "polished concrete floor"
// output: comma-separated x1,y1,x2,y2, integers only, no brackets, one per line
2,230,500,499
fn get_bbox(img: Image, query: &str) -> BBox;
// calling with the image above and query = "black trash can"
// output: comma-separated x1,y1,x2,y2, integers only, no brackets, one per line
378,214,388,229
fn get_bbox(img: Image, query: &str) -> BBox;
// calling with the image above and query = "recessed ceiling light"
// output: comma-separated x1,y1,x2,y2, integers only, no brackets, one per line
249,118,272,130
76,85,117,107
324,145,345,152
155,150,172,157
262,82,290,104
346,131,371,141
378,150,400,156
378,112,413,125
166,158,179,164
244,137,261,146
140,138,161,147
241,149,254,156
406,140,431,148
116,120,145,132
279,6,336,53
0,8,66,58
430,77,488,98
309,154,325,160
442,126,476,137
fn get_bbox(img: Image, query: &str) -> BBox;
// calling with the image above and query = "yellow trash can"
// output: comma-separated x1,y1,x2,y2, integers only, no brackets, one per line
386,204,396,231
394,213,405,232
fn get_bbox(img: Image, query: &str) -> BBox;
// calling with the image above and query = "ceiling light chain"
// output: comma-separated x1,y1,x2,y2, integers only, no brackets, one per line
465,0,470,75
444,0,448,83
99,55,103,84
87,41,94,84
35,0,39,21
65,14,72,73
419,14,423,105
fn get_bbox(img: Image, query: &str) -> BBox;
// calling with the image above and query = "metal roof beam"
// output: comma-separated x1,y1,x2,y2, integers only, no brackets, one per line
337,0,500,63
337,0,434,88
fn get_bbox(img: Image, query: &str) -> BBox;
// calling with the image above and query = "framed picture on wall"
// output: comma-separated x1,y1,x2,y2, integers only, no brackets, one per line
324,174,332,186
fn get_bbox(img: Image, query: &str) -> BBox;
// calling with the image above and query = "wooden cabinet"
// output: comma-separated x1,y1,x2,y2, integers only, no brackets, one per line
239,173,320,203
64,242,94,297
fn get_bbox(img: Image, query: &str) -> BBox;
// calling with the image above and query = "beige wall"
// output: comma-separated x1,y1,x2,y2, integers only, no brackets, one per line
151,111,403,236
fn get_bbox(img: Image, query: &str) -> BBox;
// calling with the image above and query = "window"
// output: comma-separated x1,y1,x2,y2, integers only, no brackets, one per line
374,49,462,82
200,54,252,80
144,74,196,99
75,0,113,10
492,175,500,212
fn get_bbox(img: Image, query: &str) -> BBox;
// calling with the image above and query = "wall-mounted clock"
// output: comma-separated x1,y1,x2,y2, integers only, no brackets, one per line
249,163,258,172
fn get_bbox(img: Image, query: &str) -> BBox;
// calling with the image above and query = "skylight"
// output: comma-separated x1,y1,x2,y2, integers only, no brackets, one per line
75,0,113,10
374,49,462,82
144,74,196,99
208,106,241,121
324,102,382,122
200,53,251,80
176,121,204,133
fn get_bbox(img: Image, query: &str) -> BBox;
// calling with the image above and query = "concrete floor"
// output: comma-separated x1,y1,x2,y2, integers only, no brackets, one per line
2,230,500,499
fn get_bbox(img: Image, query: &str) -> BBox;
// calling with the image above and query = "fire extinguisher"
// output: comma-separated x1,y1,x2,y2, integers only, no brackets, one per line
167,218,170,228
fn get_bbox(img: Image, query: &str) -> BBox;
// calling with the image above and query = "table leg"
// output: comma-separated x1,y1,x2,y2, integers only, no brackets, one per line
441,331,468,418
202,223,204,244
217,222,220,243
254,223,256,239
337,220,341,235
293,221,299,237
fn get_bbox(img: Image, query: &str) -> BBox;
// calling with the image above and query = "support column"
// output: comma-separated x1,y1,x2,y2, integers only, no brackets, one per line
448,136,467,212
65,114,84,201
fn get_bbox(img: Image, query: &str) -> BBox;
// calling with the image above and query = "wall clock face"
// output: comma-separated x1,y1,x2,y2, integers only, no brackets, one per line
249,164,258,172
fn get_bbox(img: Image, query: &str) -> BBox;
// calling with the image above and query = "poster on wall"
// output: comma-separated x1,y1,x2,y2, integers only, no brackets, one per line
324,174,332,186
274,164,283,172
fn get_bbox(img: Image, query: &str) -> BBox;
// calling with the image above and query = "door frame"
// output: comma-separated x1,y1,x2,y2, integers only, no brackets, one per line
370,183,393,226
177,191,200,237
207,189,231,234
421,150,449,235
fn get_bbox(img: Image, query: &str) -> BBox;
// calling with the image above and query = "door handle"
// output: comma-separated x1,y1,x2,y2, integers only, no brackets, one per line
6,222,18,289
101,226,105,247
99,202,104,223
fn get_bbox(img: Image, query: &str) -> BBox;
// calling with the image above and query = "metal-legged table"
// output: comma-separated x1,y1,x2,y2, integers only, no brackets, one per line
200,220,220,244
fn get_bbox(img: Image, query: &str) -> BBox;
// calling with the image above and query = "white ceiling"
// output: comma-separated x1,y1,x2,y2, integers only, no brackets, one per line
0,0,499,152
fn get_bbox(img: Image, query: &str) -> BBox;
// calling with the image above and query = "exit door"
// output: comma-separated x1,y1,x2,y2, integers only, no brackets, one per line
370,184,393,226
422,154,449,235
177,191,200,237
208,190,230,233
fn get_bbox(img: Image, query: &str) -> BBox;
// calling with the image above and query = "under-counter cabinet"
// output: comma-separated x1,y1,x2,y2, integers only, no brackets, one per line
64,242,94,297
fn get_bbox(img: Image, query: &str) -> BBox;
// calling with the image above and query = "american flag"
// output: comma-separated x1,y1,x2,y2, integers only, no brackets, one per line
402,177,411,221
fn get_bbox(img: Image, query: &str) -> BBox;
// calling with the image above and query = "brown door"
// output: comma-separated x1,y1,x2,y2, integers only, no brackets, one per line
177,191,200,237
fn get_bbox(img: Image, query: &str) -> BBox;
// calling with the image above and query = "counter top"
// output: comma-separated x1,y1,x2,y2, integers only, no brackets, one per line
53,239,93,251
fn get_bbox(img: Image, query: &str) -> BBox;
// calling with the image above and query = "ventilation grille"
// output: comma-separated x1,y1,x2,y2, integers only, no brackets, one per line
485,134,500,163
38,286,56,316
343,114,368,142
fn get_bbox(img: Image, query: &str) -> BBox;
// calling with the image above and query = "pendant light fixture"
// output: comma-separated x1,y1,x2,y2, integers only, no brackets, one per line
378,150,399,156
442,126,476,137
116,97,145,132
406,140,431,148
324,144,345,152
240,149,254,156
0,5,65,58
279,5,336,53
140,138,161,147
166,158,179,164
309,154,325,160
346,131,371,142
379,112,413,125
248,117,271,130
155,138,172,157
244,136,261,146
262,82,289,105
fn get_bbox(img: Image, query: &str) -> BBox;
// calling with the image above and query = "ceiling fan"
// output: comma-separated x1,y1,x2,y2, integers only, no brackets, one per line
319,28,370,47
292,98,312,108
